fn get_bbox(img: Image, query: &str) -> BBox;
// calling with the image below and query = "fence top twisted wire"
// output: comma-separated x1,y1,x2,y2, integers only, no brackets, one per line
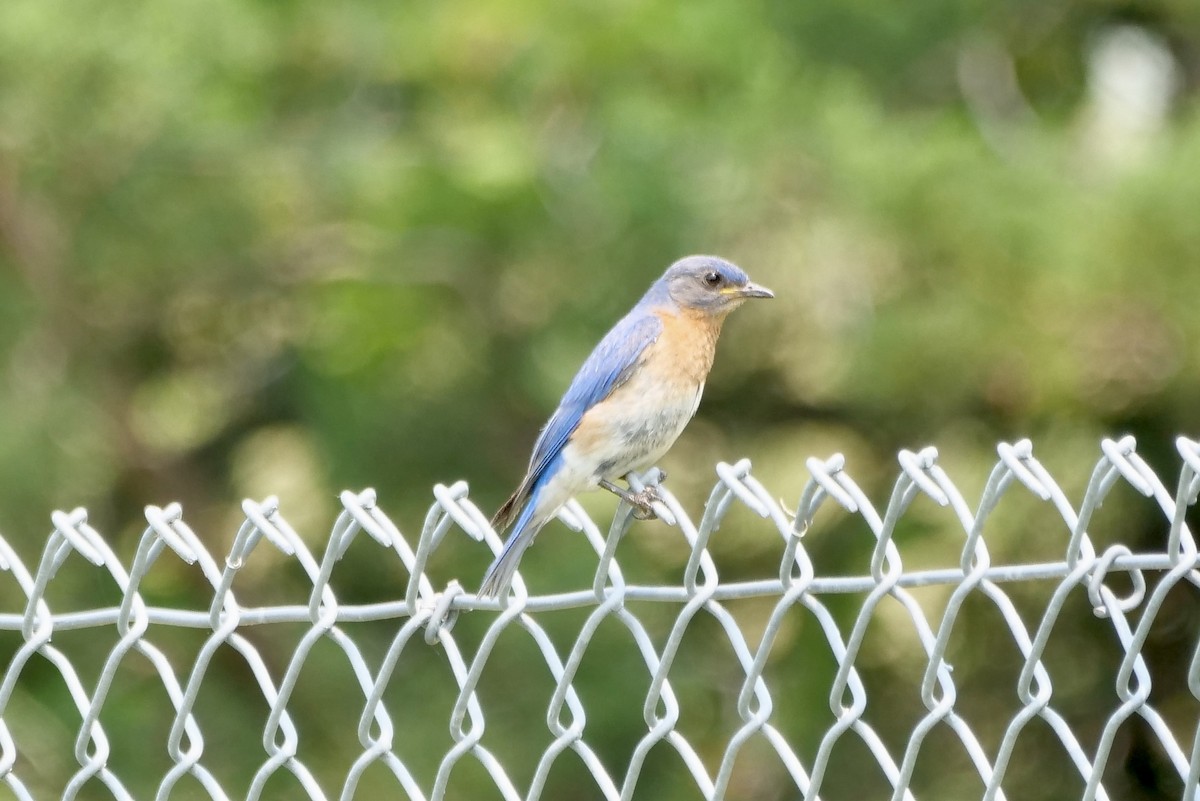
0,435,1197,801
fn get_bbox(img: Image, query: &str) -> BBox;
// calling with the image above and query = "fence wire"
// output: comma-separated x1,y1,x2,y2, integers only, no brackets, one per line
1,436,1199,800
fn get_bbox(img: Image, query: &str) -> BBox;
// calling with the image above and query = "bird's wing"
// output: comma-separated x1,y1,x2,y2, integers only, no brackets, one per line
492,310,663,530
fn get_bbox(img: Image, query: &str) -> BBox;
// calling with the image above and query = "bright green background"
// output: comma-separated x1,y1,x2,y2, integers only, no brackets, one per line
1,1,1198,798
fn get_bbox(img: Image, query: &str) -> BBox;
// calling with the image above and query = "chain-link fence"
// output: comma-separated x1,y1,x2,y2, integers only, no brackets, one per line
0,436,1198,800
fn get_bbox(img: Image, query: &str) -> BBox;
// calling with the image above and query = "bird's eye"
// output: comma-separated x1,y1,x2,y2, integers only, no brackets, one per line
703,271,722,287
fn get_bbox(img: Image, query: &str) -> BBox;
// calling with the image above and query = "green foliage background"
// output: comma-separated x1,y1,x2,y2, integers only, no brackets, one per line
1,1,1198,799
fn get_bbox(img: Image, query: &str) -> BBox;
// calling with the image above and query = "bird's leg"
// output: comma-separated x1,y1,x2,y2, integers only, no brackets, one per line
599,478,660,520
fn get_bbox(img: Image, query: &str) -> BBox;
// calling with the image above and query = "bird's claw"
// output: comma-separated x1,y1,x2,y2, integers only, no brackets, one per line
629,487,662,520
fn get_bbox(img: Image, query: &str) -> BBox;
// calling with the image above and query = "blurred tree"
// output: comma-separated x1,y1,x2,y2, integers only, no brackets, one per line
0,0,1198,797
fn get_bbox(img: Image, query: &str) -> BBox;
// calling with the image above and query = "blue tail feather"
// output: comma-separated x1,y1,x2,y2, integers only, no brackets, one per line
479,483,545,598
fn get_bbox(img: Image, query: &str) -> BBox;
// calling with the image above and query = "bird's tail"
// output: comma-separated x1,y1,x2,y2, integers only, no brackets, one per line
479,487,546,598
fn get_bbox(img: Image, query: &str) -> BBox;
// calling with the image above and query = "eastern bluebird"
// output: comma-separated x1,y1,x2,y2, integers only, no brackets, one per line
480,255,773,597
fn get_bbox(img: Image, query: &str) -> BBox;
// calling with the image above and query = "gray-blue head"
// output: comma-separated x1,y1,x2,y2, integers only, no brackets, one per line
658,255,774,314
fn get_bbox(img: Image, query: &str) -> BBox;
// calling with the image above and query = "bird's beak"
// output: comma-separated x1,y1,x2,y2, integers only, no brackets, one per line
729,282,774,299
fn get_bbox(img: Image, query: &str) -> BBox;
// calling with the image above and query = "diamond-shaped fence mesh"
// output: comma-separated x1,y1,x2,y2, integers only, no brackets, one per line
1,436,1199,800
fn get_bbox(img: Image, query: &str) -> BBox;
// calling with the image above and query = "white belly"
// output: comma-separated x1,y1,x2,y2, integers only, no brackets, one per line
529,380,705,528
573,377,705,484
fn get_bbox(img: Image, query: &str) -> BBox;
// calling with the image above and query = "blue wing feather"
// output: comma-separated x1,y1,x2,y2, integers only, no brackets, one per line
491,308,663,531
528,311,663,482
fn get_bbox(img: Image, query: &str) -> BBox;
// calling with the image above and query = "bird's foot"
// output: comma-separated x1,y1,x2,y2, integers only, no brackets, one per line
599,478,663,520
628,486,663,520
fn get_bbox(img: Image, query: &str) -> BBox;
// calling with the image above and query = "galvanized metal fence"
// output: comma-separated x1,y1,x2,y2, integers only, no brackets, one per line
1,436,1198,800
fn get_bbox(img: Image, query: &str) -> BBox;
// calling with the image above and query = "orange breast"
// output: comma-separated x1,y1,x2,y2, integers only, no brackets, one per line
647,308,725,385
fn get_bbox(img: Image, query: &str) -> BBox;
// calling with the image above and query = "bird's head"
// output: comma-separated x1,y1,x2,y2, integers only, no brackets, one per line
660,255,774,314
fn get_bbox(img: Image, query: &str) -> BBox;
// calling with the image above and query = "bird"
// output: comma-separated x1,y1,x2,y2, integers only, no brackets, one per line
479,255,774,598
